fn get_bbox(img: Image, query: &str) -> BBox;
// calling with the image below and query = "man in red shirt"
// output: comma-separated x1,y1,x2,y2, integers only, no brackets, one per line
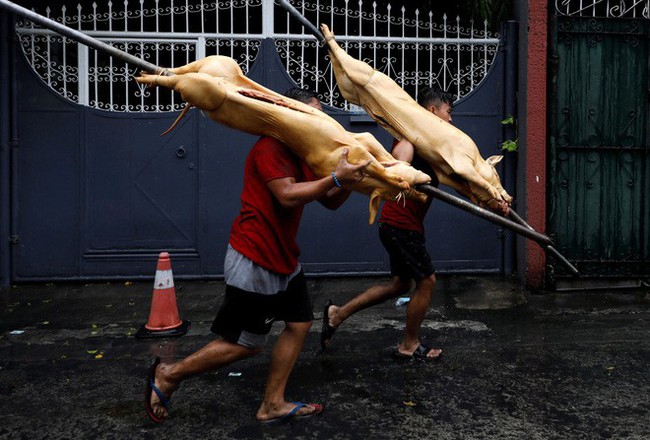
145,88,370,423
321,86,454,361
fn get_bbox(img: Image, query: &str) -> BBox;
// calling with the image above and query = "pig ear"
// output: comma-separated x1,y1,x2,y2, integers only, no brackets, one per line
486,155,504,166
368,191,383,224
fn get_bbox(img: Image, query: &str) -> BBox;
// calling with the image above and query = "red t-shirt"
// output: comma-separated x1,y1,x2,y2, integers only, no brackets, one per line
378,140,435,233
229,136,315,275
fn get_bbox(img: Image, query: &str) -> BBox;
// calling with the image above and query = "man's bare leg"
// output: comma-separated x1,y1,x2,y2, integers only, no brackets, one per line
396,273,441,358
149,339,260,420
326,276,411,331
256,321,319,421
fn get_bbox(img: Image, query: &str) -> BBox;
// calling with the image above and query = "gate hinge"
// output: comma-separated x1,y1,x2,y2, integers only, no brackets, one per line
8,235,20,245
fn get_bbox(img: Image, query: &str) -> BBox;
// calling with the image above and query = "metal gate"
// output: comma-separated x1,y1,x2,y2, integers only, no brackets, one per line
548,0,650,287
3,0,515,281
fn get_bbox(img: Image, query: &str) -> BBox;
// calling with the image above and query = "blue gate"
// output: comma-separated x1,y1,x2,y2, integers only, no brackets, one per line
1,0,516,282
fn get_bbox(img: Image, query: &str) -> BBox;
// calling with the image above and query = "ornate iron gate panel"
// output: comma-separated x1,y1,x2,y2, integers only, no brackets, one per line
549,1,650,284
14,0,499,112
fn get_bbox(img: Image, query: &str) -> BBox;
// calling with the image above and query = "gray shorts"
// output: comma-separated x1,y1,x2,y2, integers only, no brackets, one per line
211,271,313,348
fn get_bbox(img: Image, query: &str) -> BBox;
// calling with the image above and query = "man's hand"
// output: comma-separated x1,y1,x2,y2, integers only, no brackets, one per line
332,148,372,188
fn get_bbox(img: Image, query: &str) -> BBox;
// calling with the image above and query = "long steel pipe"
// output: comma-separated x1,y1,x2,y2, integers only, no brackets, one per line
0,0,170,75
418,184,579,276
277,0,324,41
416,184,552,245
508,210,580,276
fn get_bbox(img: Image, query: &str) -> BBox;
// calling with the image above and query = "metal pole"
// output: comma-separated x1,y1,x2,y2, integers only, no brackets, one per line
418,184,579,275
416,184,553,246
277,0,323,41
508,210,580,276
0,0,171,75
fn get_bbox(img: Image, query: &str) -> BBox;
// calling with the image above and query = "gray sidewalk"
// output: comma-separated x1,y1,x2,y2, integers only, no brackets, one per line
1,275,649,439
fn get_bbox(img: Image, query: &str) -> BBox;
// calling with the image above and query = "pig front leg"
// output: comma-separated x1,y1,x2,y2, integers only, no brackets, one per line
467,178,510,215
446,162,510,215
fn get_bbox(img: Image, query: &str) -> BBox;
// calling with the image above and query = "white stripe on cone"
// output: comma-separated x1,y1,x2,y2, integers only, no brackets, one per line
154,269,174,289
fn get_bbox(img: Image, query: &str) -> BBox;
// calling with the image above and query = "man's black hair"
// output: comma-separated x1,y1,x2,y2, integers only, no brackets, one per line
284,87,319,104
417,85,455,109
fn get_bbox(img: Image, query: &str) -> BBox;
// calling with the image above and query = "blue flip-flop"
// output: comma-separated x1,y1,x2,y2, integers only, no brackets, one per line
144,357,171,423
260,402,324,423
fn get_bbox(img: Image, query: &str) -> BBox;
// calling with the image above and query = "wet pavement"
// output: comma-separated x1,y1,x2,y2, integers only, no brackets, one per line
0,275,649,439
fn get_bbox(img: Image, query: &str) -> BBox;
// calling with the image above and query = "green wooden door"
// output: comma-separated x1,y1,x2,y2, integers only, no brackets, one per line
549,15,649,285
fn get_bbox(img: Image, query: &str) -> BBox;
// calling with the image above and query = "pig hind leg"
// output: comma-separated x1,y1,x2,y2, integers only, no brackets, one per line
167,56,242,78
137,72,226,111
321,24,376,103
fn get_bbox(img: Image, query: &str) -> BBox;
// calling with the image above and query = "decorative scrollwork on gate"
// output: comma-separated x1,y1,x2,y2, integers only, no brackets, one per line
274,1,500,109
15,0,500,112
15,0,264,112
555,0,650,18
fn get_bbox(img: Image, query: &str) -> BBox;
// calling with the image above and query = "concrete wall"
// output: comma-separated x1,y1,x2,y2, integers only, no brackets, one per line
515,0,548,290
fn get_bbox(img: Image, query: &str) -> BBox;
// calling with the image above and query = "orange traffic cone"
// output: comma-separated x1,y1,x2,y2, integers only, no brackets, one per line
136,252,190,339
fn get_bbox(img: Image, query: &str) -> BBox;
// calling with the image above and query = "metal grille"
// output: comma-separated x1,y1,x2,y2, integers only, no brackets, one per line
273,2,499,109
15,0,499,112
548,14,649,280
554,0,650,18
15,0,264,112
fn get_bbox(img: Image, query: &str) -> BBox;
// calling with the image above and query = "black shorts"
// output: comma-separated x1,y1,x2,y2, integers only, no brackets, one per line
378,222,435,282
211,271,313,348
